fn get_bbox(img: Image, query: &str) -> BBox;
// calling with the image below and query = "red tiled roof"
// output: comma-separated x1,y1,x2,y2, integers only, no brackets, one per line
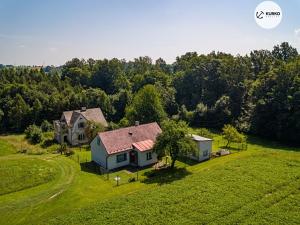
132,139,154,152
98,122,161,155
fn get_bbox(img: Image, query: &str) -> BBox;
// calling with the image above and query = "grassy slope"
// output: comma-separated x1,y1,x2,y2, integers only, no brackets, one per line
0,139,16,156
46,150,300,225
0,156,57,195
0,134,299,225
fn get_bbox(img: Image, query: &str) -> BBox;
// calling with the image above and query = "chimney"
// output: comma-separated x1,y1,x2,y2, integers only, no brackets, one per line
81,107,86,112
135,121,139,126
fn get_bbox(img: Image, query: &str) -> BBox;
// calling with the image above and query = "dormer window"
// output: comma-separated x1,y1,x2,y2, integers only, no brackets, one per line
78,122,85,128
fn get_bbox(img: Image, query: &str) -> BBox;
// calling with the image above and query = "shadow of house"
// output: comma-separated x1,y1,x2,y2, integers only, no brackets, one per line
141,167,192,185
80,161,102,174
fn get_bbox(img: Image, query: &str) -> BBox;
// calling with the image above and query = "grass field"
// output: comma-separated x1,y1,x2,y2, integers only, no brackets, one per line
0,156,57,195
0,139,16,156
0,134,299,225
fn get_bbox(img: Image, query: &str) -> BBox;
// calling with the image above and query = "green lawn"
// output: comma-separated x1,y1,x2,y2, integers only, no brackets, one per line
47,150,300,225
0,139,16,156
0,156,57,195
0,134,299,225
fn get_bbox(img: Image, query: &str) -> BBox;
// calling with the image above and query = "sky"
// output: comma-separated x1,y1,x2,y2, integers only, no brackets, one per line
0,0,300,65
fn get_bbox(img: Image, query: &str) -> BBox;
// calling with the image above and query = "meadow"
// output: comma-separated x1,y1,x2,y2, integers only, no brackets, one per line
0,134,299,225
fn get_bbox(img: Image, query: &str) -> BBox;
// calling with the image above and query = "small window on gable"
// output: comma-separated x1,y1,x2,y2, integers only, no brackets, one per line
146,152,152,160
78,122,85,128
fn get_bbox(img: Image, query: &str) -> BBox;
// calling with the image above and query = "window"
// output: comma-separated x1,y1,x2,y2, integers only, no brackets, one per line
116,153,127,163
78,133,85,141
78,122,85,129
146,152,152,160
97,137,100,145
203,150,208,157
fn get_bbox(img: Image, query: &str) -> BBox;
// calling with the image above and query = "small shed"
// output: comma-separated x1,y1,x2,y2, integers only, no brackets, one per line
190,134,213,162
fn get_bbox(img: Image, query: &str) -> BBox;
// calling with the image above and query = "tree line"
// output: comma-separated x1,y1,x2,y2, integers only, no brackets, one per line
0,42,299,144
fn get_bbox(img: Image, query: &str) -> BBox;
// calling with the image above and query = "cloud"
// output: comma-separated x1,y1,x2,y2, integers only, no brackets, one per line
18,44,26,48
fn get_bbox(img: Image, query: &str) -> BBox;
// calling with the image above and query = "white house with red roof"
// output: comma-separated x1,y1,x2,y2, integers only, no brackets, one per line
90,122,161,170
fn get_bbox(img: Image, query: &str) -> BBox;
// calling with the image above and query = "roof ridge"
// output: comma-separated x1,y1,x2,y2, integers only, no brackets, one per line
98,122,158,136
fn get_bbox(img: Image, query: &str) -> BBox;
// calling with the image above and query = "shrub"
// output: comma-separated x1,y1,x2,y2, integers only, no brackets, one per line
40,120,53,132
58,143,67,154
108,122,119,130
66,149,75,156
222,124,245,148
197,128,213,139
25,124,43,144
128,177,136,182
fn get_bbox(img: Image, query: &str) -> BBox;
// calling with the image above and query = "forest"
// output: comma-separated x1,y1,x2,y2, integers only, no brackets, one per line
0,42,299,144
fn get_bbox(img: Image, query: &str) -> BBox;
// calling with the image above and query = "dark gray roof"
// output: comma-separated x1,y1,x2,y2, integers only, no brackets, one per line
62,108,108,127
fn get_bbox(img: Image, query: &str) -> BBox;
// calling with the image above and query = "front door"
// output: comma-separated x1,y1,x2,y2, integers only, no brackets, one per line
129,150,138,166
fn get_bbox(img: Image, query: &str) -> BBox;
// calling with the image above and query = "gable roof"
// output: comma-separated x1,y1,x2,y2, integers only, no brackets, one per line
62,108,108,127
98,122,161,155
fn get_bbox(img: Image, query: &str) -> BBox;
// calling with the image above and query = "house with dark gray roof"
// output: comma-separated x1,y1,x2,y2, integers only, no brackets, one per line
53,107,108,146
90,122,161,170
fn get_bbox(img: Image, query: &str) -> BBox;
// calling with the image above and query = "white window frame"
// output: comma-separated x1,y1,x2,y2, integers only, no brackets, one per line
78,133,85,141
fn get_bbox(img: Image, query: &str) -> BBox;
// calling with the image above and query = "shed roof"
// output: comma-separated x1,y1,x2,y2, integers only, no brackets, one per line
191,134,212,141
132,139,154,152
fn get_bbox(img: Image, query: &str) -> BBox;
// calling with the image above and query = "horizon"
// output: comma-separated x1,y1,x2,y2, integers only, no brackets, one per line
0,0,300,66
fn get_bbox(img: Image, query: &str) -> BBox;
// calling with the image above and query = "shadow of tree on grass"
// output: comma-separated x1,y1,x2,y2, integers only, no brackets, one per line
247,135,300,152
142,167,191,185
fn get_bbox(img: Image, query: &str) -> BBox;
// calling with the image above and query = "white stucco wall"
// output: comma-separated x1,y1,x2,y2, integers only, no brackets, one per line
70,116,88,145
107,152,130,170
91,136,108,168
137,150,157,167
90,135,158,170
197,141,212,161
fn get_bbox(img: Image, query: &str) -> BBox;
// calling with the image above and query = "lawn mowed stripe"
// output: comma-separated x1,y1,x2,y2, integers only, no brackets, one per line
0,156,57,195
0,155,77,225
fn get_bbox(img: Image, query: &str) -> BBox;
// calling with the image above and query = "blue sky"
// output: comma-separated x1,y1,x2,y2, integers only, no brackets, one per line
0,0,299,65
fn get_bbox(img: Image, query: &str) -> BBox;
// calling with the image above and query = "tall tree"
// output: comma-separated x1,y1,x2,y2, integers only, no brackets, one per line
32,98,42,123
8,94,30,131
272,42,298,62
125,85,166,124
153,120,197,168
